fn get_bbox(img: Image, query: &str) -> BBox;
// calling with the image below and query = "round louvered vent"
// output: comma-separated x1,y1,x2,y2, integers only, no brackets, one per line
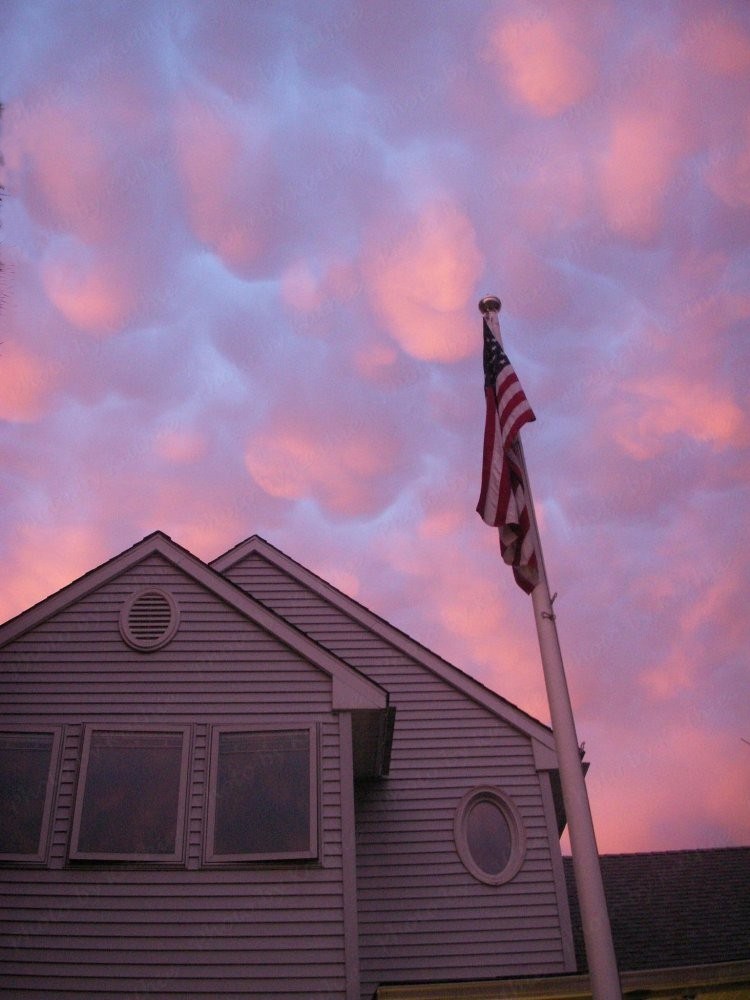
120,588,179,651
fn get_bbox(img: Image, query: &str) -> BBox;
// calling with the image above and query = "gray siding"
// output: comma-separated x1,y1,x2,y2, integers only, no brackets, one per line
224,553,570,998
0,554,349,997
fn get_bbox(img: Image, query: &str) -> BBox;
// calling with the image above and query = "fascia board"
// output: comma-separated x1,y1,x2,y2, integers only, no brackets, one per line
213,535,555,750
533,738,560,771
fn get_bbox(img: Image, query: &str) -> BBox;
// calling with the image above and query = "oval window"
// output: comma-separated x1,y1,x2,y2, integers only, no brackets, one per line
454,787,525,885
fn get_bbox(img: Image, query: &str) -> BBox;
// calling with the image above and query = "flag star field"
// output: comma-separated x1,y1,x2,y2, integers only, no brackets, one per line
1,0,749,853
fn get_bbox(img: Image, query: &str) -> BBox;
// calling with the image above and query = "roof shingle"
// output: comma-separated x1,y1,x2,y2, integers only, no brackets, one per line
564,847,750,972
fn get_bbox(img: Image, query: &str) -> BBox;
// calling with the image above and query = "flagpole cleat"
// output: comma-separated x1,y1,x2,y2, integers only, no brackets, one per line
478,295,501,314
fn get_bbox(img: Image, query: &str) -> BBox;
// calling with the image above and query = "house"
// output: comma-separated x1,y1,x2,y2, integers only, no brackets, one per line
1,530,748,999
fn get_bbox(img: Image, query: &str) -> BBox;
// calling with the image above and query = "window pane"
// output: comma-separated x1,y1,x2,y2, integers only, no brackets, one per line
77,732,183,857
214,730,310,856
466,799,512,875
0,733,53,855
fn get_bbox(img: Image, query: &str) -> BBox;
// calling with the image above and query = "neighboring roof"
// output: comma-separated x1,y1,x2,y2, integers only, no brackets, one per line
0,530,388,717
564,847,750,972
212,534,558,753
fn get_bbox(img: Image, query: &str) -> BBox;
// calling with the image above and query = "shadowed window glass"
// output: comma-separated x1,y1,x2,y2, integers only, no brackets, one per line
466,798,512,875
212,729,313,859
74,731,185,859
0,733,54,856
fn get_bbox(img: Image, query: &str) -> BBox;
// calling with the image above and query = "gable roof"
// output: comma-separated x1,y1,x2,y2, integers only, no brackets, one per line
564,847,750,972
0,530,388,718
212,535,558,753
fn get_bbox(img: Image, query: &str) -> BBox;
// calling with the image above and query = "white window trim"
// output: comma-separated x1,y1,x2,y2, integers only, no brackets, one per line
0,727,61,863
205,723,319,864
70,724,191,863
454,785,526,886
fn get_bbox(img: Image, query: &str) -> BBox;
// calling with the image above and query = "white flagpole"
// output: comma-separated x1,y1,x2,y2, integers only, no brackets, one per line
479,296,622,1000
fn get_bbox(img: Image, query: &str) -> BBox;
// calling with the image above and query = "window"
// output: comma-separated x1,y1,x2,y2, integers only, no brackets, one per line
206,727,317,863
454,786,526,885
0,730,59,861
70,727,190,862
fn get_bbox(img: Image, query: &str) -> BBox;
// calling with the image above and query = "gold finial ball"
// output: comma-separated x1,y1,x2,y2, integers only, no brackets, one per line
478,295,501,314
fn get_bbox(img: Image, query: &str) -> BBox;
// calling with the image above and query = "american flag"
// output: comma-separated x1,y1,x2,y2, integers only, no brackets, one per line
476,315,539,593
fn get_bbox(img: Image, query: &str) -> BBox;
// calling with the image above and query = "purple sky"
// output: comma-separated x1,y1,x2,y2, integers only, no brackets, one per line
1,0,749,854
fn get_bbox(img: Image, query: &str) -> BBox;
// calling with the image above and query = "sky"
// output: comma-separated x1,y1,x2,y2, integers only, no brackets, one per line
1,0,748,856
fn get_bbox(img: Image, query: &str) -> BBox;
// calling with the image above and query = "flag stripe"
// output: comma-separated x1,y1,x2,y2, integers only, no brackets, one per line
476,388,498,517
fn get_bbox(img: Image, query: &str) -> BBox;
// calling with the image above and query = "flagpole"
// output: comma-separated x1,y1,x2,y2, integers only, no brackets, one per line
478,296,622,1000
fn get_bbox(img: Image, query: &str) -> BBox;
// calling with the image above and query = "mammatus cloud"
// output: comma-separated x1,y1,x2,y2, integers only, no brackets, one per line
364,200,484,361
174,95,279,275
41,243,138,334
487,7,598,117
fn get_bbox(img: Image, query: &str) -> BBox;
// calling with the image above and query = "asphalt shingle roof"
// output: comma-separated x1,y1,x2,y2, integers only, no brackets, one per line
564,847,750,972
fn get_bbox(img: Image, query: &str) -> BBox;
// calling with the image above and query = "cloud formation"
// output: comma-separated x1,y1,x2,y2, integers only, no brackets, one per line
1,0,749,854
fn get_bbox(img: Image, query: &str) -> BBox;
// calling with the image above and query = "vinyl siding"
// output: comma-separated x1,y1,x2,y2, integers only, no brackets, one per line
224,553,570,998
0,554,349,998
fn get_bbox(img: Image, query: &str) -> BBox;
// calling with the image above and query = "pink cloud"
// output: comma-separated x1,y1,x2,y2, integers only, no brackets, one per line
363,200,484,362
352,341,401,382
683,10,750,77
593,723,750,852
0,522,106,625
153,428,209,465
4,77,167,250
173,95,278,274
281,258,360,317
0,343,61,422
486,7,599,117
141,484,247,562
509,136,591,239
609,374,746,460
348,333,422,390
323,567,361,600
418,507,464,540
244,411,404,517
634,507,747,700
4,96,113,241
496,242,572,322
599,109,686,241
41,241,135,335
640,579,738,699
280,261,326,314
